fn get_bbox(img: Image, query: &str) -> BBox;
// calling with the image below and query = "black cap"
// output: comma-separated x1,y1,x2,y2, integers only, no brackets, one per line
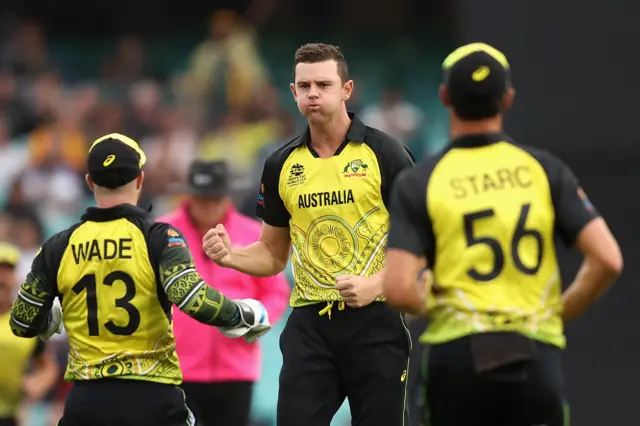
442,43,511,120
87,133,147,189
187,160,230,198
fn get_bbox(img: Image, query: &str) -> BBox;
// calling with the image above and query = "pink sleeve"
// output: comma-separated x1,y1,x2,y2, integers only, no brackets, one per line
254,271,290,324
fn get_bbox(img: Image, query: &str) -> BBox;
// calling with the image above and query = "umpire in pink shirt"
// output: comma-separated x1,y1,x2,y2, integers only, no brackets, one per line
158,160,290,426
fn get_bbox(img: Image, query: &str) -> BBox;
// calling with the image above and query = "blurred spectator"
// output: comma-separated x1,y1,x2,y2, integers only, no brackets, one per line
239,111,296,218
361,87,425,146
157,160,289,426
6,21,52,81
26,88,90,174
0,212,12,243
87,102,124,143
0,70,40,137
6,205,44,282
18,94,88,231
182,10,269,119
0,115,29,201
141,107,198,205
122,79,161,142
101,35,151,86
24,70,62,128
199,84,285,185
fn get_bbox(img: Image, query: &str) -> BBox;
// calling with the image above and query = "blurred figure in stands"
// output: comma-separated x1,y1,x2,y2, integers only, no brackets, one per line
7,205,44,282
183,10,269,120
100,35,151,86
6,21,52,81
157,160,289,426
0,242,58,426
361,86,425,146
0,71,40,137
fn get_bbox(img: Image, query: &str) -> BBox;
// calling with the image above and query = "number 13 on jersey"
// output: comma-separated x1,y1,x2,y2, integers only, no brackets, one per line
72,271,141,336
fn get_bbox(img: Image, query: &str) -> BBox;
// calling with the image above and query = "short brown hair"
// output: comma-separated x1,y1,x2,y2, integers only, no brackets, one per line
294,43,349,82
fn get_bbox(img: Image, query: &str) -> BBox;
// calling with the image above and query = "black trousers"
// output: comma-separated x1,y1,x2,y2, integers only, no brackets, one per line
181,381,253,426
277,302,411,426
424,333,566,426
0,418,16,426
58,379,195,426
406,317,428,426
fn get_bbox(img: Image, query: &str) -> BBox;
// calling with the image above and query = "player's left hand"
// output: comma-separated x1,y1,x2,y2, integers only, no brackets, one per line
218,299,272,344
336,275,380,308
38,298,63,341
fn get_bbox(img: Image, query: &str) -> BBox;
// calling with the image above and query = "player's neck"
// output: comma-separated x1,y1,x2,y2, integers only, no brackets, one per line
450,115,503,140
95,196,138,209
308,109,351,157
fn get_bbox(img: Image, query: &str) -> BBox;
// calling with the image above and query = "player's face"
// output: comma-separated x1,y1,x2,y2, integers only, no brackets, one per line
188,196,231,229
291,60,353,123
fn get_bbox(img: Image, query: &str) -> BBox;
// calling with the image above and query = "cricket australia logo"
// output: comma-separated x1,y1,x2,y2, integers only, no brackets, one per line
343,159,368,178
287,163,307,187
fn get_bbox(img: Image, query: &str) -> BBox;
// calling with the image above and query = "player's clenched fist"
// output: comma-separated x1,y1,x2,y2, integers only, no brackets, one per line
202,224,233,266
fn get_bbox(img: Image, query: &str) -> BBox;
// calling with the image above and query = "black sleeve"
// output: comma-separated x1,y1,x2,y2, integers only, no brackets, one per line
147,223,240,326
387,165,436,265
530,150,600,246
256,152,291,227
372,137,416,208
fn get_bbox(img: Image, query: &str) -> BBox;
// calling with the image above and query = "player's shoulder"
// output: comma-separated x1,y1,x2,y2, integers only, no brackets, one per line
507,141,571,176
148,220,186,240
42,222,83,253
263,136,304,173
35,222,83,268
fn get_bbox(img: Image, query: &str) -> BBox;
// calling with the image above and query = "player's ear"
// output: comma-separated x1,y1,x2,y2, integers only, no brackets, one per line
137,172,145,190
289,82,297,101
85,174,94,191
501,86,515,111
439,84,450,108
342,79,354,101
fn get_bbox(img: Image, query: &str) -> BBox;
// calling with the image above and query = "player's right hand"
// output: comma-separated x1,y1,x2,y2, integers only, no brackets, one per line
218,299,272,344
39,298,63,341
202,224,233,266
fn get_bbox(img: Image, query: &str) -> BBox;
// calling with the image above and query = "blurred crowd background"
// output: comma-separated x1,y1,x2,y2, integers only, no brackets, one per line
4,0,640,425
0,1,451,425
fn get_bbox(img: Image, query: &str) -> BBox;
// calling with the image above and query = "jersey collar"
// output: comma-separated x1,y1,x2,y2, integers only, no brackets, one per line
294,112,366,148
82,204,151,222
450,132,511,148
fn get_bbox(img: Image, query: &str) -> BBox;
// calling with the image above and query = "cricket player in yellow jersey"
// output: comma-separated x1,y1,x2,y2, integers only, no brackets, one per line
9,133,271,426
383,43,623,426
203,43,415,426
0,243,58,426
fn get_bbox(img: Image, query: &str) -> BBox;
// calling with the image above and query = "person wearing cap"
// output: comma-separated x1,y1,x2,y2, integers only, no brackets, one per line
381,42,623,426
8,133,273,426
0,242,58,426
157,160,289,426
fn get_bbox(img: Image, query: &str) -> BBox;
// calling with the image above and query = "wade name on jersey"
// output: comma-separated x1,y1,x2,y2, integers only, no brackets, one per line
70,238,133,264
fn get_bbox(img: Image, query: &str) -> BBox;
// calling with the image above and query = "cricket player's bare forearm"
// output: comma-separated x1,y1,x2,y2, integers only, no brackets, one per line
227,225,291,277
